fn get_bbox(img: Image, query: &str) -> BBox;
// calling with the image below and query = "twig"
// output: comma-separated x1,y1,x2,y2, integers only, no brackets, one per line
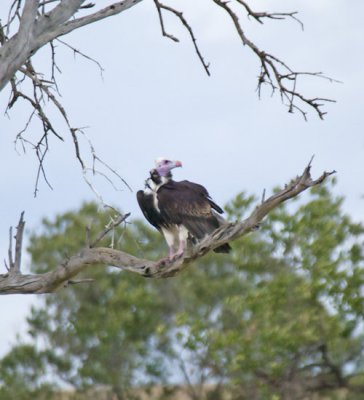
93,156,133,193
56,38,104,78
49,40,62,94
153,0,210,76
153,0,179,42
78,127,133,199
70,128,85,169
236,0,304,30
261,188,266,204
5,0,22,36
7,212,25,276
90,213,130,248
8,227,13,272
14,211,25,274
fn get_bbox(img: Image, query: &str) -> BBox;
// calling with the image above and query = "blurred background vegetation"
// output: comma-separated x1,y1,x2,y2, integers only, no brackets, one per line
1,181,364,400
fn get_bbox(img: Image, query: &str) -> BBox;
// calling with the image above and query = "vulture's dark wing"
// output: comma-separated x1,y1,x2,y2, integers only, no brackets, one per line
137,190,165,231
157,180,225,240
179,180,224,214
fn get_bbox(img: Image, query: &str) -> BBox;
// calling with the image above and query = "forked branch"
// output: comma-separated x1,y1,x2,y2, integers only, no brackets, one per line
211,0,336,120
153,0,210,76
0,162,335,294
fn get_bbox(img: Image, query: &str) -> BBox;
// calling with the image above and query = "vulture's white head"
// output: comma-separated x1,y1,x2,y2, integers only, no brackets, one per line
154,157,182,177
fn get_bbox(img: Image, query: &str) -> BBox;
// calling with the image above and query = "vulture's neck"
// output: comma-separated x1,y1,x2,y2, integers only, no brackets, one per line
146,169,172,191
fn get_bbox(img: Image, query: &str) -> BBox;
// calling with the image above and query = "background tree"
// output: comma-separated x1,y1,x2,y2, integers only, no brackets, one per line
0,345,55,400
2,182,364,399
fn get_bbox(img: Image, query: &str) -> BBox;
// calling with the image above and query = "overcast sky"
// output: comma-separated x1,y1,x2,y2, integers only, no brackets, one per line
1,0,363,357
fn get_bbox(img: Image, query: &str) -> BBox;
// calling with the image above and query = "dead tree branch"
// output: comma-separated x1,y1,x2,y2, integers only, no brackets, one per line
236,0,304,29
1,1,336,194
211,0,336,120
0,162,335,294
0,1,144,92
1,1,143,194
153,0,210,76
6,211,25,277
90,212,130,248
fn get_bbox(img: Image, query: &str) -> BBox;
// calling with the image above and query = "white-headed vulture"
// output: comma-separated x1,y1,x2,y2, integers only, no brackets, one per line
137,158,231,260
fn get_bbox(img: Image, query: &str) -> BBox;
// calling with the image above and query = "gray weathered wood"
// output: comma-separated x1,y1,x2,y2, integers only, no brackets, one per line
0,0,143,91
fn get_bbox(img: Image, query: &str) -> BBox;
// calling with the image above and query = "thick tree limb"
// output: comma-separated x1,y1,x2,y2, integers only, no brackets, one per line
0,0,143,91
0,162,335,294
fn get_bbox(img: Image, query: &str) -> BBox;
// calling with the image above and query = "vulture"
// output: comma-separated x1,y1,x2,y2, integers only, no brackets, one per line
137,157,231,260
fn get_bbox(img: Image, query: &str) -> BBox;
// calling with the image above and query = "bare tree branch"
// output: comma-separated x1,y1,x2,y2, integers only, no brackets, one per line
6,211,25,277
211,0,335,120
0,162,335,294
90,212,130,248
9,58,128,196
236,0,304,29
153,0,179,42
56,38,105,76
0,1,144,194
0,0,337,197
153,0,210,76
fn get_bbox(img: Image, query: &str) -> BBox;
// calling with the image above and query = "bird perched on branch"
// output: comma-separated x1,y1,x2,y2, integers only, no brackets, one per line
137,157,231,261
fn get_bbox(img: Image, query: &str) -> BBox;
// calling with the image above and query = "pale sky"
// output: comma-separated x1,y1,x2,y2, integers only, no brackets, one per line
0,0,364,357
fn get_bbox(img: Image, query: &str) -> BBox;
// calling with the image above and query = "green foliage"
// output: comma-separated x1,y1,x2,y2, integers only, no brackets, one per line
0,345,55,399
2,183,364,399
